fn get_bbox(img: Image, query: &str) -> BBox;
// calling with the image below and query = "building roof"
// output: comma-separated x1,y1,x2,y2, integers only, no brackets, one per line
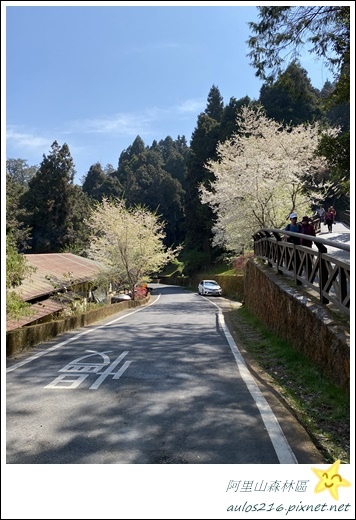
6,298,66,332
7,253,107,331
11,253,105,301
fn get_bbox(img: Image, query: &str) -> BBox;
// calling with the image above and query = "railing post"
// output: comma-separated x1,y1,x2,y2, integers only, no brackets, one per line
340,268,348,308
294,245,302,286
272,232,282,274
315,242,329,304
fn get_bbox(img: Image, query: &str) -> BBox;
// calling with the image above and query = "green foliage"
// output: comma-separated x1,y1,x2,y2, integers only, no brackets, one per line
233,305,350,463
6,158,37,250
6,236,36,289
317,132,350,197
81,161,122,201
6,292,33,321
179,248,209,276
205,84,224,122
260,62,322,125
247,6,350,86
6,158,37,185
159,258,185,277
6,236,36,320
20,141,83,252
113,135,188,246
247,6,350,205
6,174,33,251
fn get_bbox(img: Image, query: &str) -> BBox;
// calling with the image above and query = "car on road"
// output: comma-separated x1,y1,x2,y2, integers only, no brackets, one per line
198,280,222,296
111,293,132,303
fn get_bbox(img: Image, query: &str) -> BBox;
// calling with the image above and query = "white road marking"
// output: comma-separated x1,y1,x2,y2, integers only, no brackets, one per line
89,351,130,389
208,298,298,464
6,295,161,373
44,350,132,390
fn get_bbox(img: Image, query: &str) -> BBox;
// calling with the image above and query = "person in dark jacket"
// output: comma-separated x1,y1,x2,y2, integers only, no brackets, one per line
284,213,302,278
324,208,334,232
300,216,316,247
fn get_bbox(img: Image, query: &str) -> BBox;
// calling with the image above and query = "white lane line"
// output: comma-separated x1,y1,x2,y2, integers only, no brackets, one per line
6,295,161,373
208,299,297,464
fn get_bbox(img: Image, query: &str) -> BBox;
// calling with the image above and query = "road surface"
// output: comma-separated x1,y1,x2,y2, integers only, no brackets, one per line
6,284,323,465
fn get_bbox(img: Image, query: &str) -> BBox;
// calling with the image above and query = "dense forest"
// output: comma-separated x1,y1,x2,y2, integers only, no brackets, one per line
7,7,350,275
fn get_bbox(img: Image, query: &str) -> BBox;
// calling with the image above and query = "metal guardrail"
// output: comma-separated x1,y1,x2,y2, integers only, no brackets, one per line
253,228,350,315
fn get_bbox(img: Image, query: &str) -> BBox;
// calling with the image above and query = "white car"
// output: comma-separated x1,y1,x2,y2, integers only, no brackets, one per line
111,293,132,303
198,280,222,296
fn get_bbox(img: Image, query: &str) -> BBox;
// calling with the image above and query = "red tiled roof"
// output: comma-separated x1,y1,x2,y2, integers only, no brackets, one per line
11,253,105,301
6,298,66,331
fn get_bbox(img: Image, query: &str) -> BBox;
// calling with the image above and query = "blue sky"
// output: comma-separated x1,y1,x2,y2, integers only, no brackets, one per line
4,2,334,185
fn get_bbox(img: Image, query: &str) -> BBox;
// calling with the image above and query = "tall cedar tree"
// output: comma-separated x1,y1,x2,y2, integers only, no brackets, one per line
6,159,38,251
184,85,232,266
260,62,322,125
114,135,187,246
21,141,83,252
81,162,122,202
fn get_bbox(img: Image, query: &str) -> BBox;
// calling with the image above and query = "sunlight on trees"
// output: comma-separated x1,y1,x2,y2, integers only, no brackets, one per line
86,198,182,297
199,106,339,255
6,237,36,319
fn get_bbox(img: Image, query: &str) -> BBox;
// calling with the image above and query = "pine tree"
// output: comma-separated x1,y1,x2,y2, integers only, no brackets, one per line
21,141,78,252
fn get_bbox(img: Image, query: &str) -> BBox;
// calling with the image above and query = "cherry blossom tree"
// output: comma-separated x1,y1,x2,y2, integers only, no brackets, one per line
199,105,338,255
86,198,181,298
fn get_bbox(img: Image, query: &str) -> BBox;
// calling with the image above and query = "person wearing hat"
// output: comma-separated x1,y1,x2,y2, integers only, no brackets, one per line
300,216,316,247
285,213,302,244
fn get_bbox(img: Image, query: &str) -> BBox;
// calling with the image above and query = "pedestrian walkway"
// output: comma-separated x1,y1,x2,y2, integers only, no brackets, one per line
315,220,350,264
318,220,350,241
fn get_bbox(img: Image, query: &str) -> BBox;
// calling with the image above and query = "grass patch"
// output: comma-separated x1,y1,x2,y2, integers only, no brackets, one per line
199,262,236,276
227,305,350,463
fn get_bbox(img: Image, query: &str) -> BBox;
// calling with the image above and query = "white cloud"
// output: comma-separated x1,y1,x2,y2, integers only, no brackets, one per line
64,98,204,137
177,98,205,113
6,127,50,150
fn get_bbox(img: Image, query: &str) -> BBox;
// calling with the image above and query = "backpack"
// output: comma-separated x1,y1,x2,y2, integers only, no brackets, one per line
286,223,301,243
286,223,302,232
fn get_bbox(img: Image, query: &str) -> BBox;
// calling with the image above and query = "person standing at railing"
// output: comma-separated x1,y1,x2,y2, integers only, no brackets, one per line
285,213,301,243
300,216,316,278
300,216,316,247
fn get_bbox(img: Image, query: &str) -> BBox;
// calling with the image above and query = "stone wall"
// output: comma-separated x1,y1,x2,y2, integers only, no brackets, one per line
244,260,350,393
6,297,149,358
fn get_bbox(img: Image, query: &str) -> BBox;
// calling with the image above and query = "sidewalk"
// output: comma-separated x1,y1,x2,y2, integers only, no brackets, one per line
315,220,350,264
318,220,350,241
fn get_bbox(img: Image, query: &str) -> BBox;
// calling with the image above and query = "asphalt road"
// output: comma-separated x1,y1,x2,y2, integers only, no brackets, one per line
6,284,324,465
